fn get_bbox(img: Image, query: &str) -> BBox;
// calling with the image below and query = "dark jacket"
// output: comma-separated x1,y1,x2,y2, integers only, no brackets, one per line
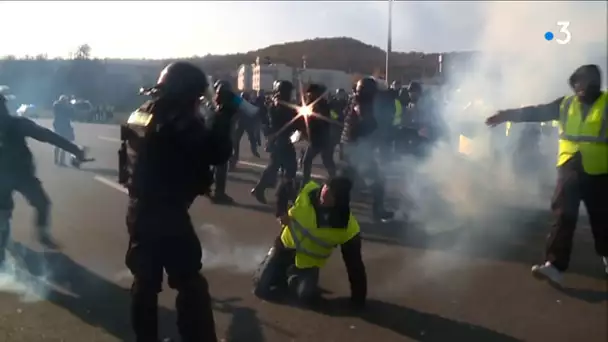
307,99,332,148
128,101,233,205
52,101,75,140
341,100,378,144
1,116,81,180
265,103,298,147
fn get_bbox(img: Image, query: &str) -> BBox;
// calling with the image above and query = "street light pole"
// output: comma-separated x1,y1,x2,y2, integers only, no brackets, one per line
385,0,393,82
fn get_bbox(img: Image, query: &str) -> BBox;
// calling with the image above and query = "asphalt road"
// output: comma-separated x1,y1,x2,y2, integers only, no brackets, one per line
0,119,606,342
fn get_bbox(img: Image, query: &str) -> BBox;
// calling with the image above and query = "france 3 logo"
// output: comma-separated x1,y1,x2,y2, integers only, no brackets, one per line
544,21,571,45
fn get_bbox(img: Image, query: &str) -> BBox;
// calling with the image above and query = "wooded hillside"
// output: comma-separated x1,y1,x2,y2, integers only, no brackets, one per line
0,37,472,111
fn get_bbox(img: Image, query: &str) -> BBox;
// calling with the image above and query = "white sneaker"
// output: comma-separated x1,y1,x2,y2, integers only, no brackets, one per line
602,257,608,275
531,262,563,285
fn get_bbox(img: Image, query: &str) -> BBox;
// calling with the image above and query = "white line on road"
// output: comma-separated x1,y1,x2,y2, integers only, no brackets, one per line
98,136,121,143
93,175,128,194
92,161,325,195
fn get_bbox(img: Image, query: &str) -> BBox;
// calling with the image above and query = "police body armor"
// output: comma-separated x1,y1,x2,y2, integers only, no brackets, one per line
118,109,152,187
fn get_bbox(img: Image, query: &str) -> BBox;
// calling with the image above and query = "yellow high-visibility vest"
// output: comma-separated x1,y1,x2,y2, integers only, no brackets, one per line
557,92,608,175
505,121,512,137
330,110,339,120
392,99,403,126
280,181,360,269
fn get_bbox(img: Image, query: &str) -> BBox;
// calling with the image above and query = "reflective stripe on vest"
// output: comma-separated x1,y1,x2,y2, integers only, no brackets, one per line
285,218,334,260
330,110,339,120
280,181,361,268
392,99,403,126
559,96,608,143
127,110,153,127
557,93,608,174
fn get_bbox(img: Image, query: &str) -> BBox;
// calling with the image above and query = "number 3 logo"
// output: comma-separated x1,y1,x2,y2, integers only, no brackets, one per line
556,21,571,45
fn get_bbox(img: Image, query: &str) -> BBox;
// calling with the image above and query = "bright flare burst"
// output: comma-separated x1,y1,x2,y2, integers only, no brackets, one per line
268,79,342,143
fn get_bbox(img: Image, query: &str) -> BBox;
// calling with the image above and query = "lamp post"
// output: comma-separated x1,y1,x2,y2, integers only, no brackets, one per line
385,0,393,82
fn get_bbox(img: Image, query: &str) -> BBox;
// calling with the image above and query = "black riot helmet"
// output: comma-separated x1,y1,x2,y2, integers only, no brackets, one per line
355,77,378,103
142,61,212,102
273,80,294,101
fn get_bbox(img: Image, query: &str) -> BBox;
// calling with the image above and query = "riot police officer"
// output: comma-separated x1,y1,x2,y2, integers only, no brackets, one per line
120,61,236,342
0,93,88,265
207,80,236,204
251,80,298,204
300,83,336,185
341,77,394,222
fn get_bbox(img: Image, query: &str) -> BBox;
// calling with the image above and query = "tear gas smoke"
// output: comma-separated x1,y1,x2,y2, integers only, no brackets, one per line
386,1,607,287
0,250,52,303
198,224,267,273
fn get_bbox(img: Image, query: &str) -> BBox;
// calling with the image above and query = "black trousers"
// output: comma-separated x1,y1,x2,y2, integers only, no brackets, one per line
0,175,51,238
257,143,297,190
231,121,259,165
213,163,228,195
301,143,336,185
125,199,217,342
253,240,320,304
546,155,608,271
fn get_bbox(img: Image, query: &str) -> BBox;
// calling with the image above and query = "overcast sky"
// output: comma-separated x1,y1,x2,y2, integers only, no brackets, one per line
0,1,605,58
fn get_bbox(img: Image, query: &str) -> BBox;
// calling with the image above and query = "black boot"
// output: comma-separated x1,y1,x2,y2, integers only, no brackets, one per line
250,187,267,204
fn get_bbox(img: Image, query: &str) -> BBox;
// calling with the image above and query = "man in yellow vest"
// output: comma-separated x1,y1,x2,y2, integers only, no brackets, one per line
253,174,367,308
485,64,608,284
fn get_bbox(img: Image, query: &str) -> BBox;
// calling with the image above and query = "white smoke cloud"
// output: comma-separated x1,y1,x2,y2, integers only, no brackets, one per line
198,224,268,273
384,1,607,290
0,251,52,303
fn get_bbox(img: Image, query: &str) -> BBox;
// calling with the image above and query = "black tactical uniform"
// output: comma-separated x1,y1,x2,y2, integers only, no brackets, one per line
300,84,336,185
119,62,235,342
0,94,86,264
341,77,394,221
208,80,236,205
251,81,298,204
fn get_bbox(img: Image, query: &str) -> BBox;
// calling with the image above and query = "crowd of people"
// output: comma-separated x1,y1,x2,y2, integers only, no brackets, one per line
212,78,447,215
0,61,605,342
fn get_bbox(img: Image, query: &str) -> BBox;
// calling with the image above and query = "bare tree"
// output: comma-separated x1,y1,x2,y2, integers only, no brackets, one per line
74,44,92,60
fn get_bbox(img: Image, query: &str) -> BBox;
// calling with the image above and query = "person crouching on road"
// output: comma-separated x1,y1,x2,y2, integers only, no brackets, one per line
253,174,367,308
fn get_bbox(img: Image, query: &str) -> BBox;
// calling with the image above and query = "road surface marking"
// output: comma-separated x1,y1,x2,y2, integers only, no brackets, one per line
93,175,128,194
98,136,121,143
91,140,327,179
238,160,324,179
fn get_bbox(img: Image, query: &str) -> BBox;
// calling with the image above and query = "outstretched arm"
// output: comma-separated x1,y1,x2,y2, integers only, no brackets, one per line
18,118,81,156
501,97,563,123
